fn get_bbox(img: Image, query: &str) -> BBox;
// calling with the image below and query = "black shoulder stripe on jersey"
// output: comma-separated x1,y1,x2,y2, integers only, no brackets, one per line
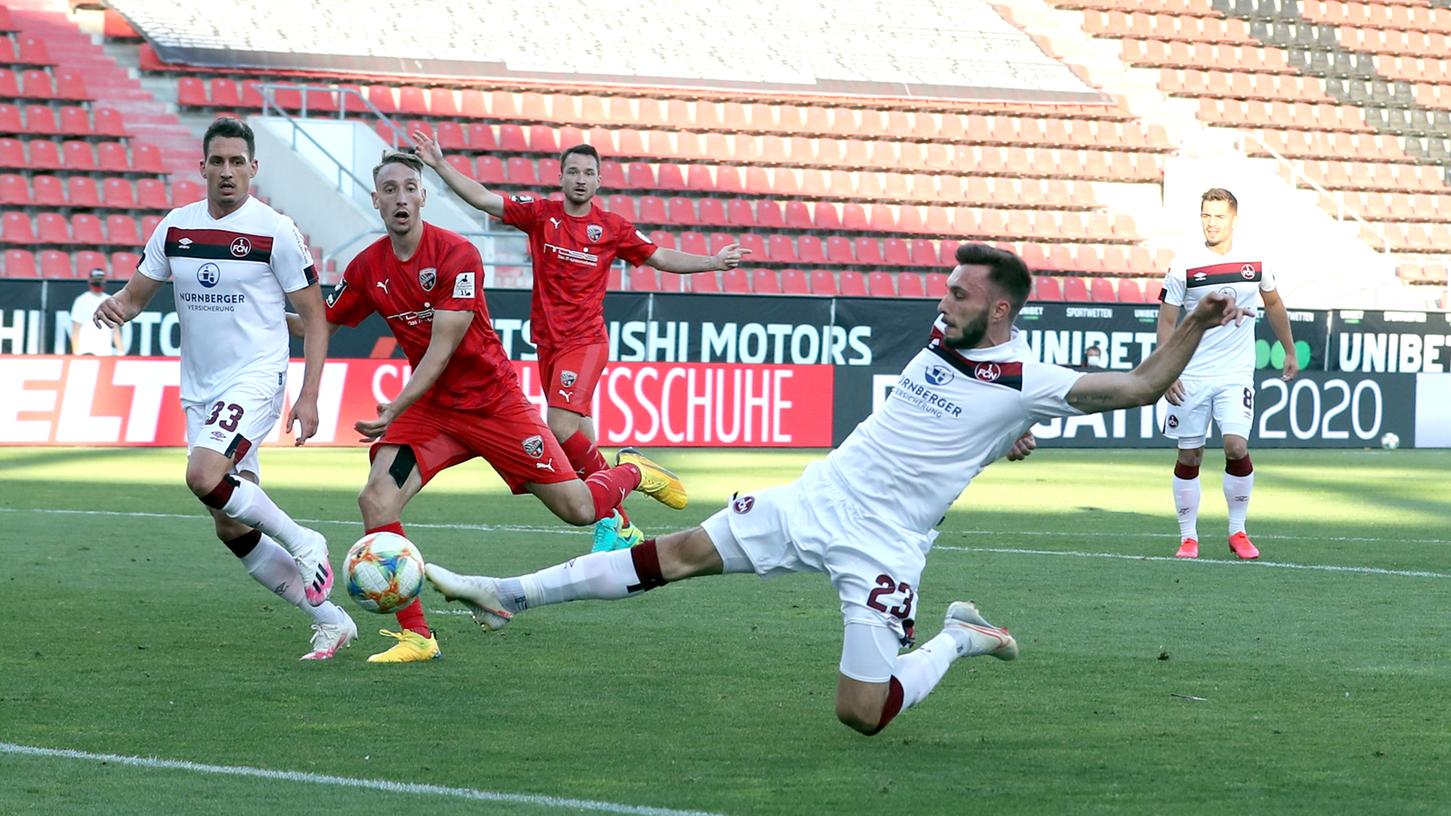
928,343,1025,391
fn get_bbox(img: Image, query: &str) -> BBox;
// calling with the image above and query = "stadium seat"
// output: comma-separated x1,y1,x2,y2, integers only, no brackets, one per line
797,235,827,265
28,175,64,208
505,156,537,186
838,270,868,297
172,180,202,205
665,196,695,226
2,211,34,243
766,234,795,264
780,269,810,295
868,271,897,297
20,69,55,100
605,194,637,221
809,269,837,295
140,215,162,242
62,175,96,208
855,237,883,266
690,271,721,294
637,195,667,225
1062,276,1091,302
696,198,727,228
498,124,528,152
106,215,141,247
629,267,660,291
0,173,24,205
883,238,911,266
752,268,781,294
897,273,927,298
38,249,69,278
133,144,163,173
826,236,855,265
679,231,708,255
94,142,128,172
29,140,63,170
23,104,59,135
647,229,675,250
3,248,37,277
35,212,67,244
102,177,136,209
1034,275,1063,302
73,251,107,278
110,252,141,280
1116,278,1147,303
71,214,104,245
656,164,686,191
1090,278,1117,303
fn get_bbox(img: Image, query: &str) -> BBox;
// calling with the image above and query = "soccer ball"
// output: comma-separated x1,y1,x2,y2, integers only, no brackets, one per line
1380,432,1400,450
344,532,425,614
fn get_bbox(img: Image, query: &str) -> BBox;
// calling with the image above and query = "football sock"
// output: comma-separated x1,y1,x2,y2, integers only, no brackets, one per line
560,430,608,477
1172,461,1201,540
215,478,309,553
1224,456,1254,535
367,521,431,637
585,465,641,522
506,539,665,611
229,530,335,624
869,631,965,734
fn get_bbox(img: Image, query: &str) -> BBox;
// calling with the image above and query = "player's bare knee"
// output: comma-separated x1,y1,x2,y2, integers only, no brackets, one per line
656,529,725,580
357,480,399,527
1223,436,1248,460
834,698,881,735
1177,447,1204,468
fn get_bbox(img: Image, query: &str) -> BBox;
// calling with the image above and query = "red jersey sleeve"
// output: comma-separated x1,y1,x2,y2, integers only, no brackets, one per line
325,254,374,327
432,241,483,311
612,216,658,267
501,194,543,232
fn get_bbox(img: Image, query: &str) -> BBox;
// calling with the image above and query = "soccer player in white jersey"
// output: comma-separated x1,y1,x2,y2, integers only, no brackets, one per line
426,243,1247,735
1157,188,1298,561
94,117,355,660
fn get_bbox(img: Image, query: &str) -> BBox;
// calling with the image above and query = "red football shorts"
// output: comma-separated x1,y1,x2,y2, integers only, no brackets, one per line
370,393,574,493
537,342,608,416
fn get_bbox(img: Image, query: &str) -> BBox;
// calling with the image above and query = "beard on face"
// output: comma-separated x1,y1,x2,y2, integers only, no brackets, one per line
942,306,990,349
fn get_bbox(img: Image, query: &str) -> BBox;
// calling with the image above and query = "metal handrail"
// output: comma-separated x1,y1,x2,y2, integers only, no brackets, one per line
1235,130,1390,254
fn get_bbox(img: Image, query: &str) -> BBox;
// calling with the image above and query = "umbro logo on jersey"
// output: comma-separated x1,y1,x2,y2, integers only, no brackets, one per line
549,217,562,229
177,238,193,249
230,237,251,257
376,279,389,295
1192,272,1208,281
587,224,602,243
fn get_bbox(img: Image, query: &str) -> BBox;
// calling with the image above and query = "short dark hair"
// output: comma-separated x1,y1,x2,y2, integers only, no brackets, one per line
202,117,255,159
373,147,424,183
954,242,1032,316
1201,187,1238,212
560,143,601,170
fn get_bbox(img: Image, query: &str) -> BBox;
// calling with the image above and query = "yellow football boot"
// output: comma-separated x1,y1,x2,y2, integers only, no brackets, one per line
616,447,688,509
366,628,441,663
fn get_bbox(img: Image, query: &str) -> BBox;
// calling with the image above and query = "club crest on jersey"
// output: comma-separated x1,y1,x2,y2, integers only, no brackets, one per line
197,263,220,289
1240,263,1257,279
924,364,954,386
587,224,602,243
973,362,1002,382
1167,415,1180,429
732,495,755,514
522,434,545,459
560,370,577,387
230,237,251,258
418,267,436,292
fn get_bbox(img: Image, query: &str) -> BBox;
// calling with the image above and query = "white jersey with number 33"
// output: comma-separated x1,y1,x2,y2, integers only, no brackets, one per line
137,196,316,401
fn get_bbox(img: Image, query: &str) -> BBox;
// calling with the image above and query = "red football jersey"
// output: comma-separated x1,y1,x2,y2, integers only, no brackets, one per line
326,223,519,410
502,195,657,350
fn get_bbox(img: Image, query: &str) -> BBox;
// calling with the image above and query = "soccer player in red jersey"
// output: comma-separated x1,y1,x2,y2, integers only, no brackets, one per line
413,131,746,551
295,150,686,662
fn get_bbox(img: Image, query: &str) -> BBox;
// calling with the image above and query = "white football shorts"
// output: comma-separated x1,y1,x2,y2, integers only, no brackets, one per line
183,374,286,477
700,460,927,683
1161,378,1254,449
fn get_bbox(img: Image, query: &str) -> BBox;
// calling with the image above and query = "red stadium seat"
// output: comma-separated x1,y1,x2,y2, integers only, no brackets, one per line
16,35,49,66
868,271,897,297
784,200,813,229
38,249,70,278
883,238,911,266
106,215,141,247
826,236,854,265
752,268,781,294
497,124,528,152
1090,278,1117,303
1034,276,1063,302
71,214,104,244
679,231,708,255
133,144,162,173
72,251,108,278
210,79,241,108
637,195,667,225
29,140,64,170
102,177,136,209
1116,278,1147,303
755,200,785,230
35,212,68,244
2,212,35,243
0,103,18,133
63,175,97,208
925,273,947,298
737,233,767,261
897,273,927,298
23,104,58,135
140,215,163,242
665,196,695,225
629,267,660,291
813,202,840,231
397,86,429,116
780,268,810,295
809,270,836,295
171,180,203,205
94,142,128,172
656,164,686,191
696,198,727,227
25,175,62,208
854,237,883,266
436,121,467,151
606,194,637,222
1062,276,1091,302
4,249,37,277
767,234,796,263
58,106,93,137
690,271,721,294
109,252,141,280
505,157,537,186
797,235,827,265
0,173,25,205
239,80,265,109
20,69,55,100
647,229,675,250
718,269,749,293
838,270,868,297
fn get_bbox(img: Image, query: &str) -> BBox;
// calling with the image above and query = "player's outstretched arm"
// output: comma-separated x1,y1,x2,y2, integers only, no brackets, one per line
1067,292,1246,413
1155,302,1188,406
1261,287,1299,381
646,242,749,275
410,130,505,219
355,310,471,441
92,273,164,329
287,283,329,445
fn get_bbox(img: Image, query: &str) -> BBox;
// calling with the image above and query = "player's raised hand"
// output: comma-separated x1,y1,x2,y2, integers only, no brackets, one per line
1006,431,1037,461
714,242,749,270
355,401,398,442
1191,290,1248,328
92,292,135,329
288,394,320,446
410,130,443,168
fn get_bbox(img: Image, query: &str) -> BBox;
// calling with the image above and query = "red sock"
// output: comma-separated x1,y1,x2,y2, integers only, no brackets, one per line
368,521,430,637
585,465,641,522
560,430,608,477
865,677,906,736
627,539,667,592
1225,455,1253,477
1173,461,1200,480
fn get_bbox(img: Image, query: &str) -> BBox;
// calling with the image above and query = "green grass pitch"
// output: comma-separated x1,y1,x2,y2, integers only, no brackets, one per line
2,446,1449,815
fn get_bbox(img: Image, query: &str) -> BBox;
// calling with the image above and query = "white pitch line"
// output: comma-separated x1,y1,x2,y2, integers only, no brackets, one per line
0,742,722,816
935,545,1451,580
5,507,1447,578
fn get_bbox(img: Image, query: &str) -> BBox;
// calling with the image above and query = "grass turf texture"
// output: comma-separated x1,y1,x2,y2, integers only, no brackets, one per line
2,446,1449,815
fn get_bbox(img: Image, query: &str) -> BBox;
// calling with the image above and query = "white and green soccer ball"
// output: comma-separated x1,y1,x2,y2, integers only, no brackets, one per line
1380,432,1400,450
344,531,425,614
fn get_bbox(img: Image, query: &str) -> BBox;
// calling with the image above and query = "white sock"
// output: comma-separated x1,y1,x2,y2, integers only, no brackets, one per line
1172,476,1201,540
1224,471,1254,535
241,533,336,624
508,549,645,611
222,479,308,553
893,632,959,710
